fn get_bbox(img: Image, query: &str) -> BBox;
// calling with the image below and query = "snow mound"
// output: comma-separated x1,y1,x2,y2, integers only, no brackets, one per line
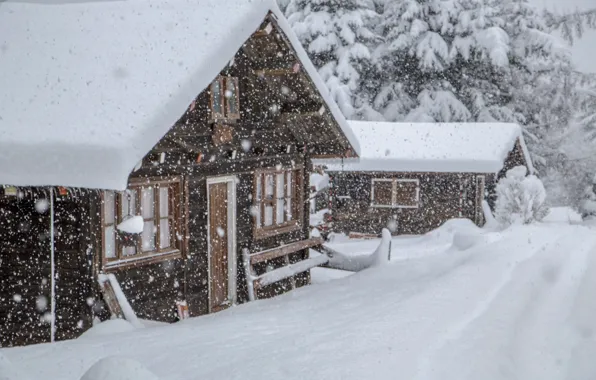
79,319,137,340
81,357,159,380
0,353,26,380
543,207,582,223
117,216,144,234
452,229,485,251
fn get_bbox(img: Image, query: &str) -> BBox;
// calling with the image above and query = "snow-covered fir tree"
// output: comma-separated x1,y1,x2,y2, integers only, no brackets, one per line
285,0,380,118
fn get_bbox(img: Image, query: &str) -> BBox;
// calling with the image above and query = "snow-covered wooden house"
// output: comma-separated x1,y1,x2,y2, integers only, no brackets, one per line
0,0,359,346
313,121,533,236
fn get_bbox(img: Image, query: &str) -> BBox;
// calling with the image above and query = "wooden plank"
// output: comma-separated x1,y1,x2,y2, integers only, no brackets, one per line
249,237,323,265
254,253,328,289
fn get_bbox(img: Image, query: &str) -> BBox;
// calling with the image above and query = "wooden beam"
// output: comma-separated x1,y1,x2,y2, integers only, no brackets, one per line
249,237,324,265
253,68,299,77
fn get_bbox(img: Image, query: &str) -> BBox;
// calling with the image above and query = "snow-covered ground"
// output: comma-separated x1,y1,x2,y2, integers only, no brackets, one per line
4,217,596,380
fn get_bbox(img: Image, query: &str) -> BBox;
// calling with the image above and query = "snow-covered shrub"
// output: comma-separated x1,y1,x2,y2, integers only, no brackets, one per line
494,166,549,226
580,175,596,219
80,356,159,380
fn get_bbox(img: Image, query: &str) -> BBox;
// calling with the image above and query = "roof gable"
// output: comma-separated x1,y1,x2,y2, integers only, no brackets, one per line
0,0,358,190
314,121,534,174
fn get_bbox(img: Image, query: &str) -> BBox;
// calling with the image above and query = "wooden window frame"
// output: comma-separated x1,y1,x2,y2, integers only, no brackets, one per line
101,177,183,270
210,76,240,121
253,166,304,239
371,178,420,209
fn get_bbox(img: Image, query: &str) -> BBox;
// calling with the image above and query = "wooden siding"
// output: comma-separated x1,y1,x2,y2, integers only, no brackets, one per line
328,172,482,236
0,193,94,347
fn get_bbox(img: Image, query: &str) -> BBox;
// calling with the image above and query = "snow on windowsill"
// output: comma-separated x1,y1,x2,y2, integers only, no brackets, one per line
117,216,144,234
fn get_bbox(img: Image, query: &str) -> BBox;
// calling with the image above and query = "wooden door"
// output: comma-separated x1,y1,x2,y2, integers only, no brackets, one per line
475,176,486,226
208,182,230,312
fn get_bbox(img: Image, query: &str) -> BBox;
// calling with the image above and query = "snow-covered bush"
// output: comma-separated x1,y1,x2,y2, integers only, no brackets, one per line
494,166,549,226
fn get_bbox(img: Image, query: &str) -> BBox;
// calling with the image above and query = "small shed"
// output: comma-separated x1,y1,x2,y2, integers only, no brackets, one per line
313,121,533,236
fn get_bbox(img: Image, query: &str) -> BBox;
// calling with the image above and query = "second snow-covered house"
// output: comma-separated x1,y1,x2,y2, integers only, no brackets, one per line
313,121,533,236
0,0,359,346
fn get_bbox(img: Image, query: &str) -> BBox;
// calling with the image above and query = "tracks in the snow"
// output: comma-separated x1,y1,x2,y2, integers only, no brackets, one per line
414,227,596,380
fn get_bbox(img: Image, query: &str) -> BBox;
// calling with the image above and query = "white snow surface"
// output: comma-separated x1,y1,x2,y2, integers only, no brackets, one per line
6,219,596,380
80,356,159,380
0,0,359,190
314,121,534,174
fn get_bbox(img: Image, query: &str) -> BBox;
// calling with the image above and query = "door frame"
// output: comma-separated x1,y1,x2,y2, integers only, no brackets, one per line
475,175,486,226
206,175,237,312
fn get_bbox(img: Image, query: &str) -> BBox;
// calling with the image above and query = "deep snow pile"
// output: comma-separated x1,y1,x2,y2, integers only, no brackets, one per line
3,221,596,380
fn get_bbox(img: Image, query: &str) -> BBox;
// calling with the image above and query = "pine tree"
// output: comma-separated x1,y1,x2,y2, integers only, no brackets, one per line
285,0,380,118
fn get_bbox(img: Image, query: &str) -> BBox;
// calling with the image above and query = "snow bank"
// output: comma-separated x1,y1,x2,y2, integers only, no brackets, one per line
0,0,359,190
79,319,137,340
117,216,144,234
314,121,533,174
543,207,582,223
0,353,26,380
80,357,159,380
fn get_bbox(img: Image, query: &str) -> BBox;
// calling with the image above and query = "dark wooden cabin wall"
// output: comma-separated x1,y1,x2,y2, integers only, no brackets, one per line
329,172,479,236
499,141,530,179
0,193,93,347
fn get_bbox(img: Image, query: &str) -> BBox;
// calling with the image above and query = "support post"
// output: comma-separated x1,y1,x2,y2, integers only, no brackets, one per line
50,188,56,343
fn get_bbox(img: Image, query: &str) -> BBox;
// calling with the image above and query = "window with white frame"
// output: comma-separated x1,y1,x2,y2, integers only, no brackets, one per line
253,167,303,238
371,178,420,208
102,178,182,265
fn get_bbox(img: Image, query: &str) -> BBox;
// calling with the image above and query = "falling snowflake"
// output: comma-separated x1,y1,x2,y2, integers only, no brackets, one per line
241,139,252,152
36,295,48,311
13,294,22,302
216,227,225,237
35,199,49,213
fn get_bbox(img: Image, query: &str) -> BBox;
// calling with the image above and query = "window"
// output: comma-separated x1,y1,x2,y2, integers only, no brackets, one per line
253,167,303,238
102,178,182,266
210,76,240,120
371,178,419,208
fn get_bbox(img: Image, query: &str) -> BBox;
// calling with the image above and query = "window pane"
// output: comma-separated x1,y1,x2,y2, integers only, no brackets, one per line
142,221,156,252
211,80,223,115
226,78,238,115
256,175,262,201
265,175,274,198
104,226,116,258
122,246,136,257
160,219,171,249
120,191,137,219
141,187,154,219
104,192,115,224
159,187,169,217
275,173,284,223
264,205,273,226
286,172,293,221
372,181,393,206
395,181,419,207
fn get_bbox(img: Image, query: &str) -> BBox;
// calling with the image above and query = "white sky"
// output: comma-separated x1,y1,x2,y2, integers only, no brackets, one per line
531,0,596,73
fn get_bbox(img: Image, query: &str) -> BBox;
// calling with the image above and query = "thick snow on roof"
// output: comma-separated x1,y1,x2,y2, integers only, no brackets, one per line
314,121,533,174
0,0,359,190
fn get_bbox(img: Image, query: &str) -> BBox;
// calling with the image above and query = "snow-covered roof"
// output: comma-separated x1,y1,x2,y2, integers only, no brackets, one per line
313,121,534,174
0,0,359,190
